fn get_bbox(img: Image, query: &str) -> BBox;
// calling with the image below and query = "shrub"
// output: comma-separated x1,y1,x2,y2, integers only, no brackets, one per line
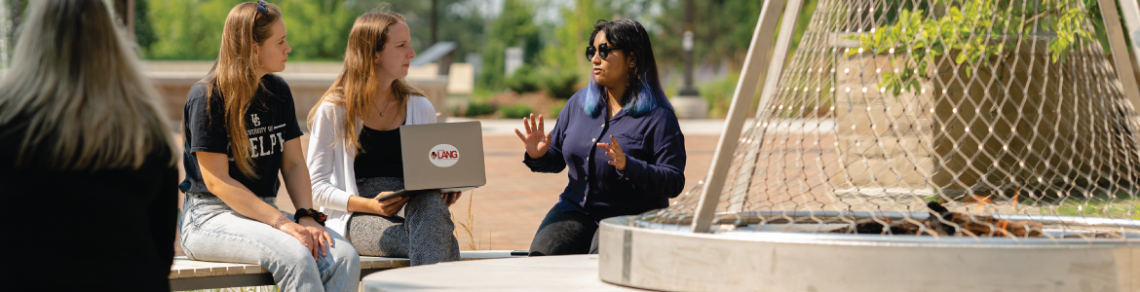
507,66,580,98
548,99,567,119
506,66,541,94
499,104,534,119
698,73,758,119
464,101,497,117
539,70,579,99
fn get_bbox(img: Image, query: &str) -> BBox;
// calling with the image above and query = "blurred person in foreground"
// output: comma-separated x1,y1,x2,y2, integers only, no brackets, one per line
0,0,178,289
307,7,462,266
177,1,358,291
516,19,687,256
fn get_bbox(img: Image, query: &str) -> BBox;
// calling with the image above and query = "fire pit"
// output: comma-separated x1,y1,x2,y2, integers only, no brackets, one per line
597,0,1140,290
598,212,1138,291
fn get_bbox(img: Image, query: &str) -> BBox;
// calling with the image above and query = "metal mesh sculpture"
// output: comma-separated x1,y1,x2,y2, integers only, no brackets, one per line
648,0,1140,241
596,1,1140,291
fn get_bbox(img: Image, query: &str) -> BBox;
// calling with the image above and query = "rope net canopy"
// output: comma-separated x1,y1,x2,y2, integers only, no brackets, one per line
651,0,1140,240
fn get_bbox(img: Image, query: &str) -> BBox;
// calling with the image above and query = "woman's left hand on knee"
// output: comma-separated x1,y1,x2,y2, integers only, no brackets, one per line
298,217,333,258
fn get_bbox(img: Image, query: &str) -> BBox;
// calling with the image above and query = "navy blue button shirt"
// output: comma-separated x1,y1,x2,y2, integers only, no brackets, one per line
523,89,686,221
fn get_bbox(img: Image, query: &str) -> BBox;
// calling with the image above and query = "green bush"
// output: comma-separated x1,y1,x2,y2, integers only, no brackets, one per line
507,66,580,98
464,101,497,117
506,66,541,94
698,73,759,119
499,104,534,119
539,70,579,99
548,99,568,119
143,0,356,60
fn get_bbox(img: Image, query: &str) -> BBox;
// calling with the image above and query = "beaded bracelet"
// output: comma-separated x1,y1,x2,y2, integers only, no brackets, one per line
271,214,289,229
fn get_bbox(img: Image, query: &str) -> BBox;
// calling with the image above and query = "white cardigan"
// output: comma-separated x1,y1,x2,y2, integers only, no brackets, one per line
306,95,437,235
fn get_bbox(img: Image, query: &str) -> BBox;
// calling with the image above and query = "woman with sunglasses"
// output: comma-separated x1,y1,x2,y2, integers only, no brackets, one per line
306,8,462,266
178,1,358,291
516,19,687,256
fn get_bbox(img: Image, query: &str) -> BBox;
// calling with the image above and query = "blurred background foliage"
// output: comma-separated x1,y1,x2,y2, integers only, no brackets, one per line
127,0,1121,77
129,0,779,102
19,0,1118,117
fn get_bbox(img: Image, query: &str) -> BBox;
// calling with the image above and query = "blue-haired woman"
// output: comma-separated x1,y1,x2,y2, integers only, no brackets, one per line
515,19,686,255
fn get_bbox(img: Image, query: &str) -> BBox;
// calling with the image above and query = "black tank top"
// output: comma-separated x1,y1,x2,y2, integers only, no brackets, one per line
354,125,403,179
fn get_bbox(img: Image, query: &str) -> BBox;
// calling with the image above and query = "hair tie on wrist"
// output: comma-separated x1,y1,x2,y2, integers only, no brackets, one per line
294,208,328,226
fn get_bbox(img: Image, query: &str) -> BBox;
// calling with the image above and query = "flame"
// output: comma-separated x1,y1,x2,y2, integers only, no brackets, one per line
1011,185,1020,211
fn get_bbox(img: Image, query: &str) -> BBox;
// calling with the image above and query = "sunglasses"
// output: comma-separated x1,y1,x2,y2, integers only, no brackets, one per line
586,43,622,62
256,0,269,14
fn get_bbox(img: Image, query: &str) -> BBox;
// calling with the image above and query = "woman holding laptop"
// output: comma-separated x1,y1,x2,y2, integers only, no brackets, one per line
517,19,687,256
306,7,462,266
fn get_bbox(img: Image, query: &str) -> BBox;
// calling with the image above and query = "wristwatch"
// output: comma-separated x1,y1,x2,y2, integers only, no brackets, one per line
294,208,327,226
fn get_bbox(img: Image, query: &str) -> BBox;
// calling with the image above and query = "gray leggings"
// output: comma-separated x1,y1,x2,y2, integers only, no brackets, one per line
346,177,460,265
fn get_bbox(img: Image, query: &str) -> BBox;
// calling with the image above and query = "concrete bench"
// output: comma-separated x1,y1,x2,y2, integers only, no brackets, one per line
169,250,527,291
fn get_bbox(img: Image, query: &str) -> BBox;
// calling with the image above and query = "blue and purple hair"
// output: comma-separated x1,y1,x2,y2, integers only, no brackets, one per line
582,19,672,117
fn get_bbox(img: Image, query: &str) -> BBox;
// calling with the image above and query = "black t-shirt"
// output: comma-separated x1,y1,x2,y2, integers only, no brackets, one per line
180,75,304,198
354,125,404,179
0,110,178,291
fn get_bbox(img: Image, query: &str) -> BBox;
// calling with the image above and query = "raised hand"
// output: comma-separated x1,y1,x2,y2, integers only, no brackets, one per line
514,113,551,159
596,135,626,171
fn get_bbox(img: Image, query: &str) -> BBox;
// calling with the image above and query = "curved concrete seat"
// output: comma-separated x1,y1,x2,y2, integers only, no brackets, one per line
362,255,644,292
170,250,524,291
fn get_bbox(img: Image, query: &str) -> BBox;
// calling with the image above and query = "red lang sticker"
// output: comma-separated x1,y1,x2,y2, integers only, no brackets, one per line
429,144,460,167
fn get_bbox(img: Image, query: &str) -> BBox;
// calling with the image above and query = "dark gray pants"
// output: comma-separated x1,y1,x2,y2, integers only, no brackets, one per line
346,177,460,266
528,205,599,256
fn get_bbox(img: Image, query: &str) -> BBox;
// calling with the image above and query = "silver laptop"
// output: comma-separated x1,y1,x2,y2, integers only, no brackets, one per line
399,121,486,192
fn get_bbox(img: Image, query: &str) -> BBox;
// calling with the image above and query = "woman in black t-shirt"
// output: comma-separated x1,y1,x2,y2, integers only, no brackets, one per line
0,1,178,290
178,2,358,291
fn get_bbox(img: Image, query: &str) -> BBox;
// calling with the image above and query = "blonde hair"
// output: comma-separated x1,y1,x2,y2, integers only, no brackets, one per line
0,0,174,171
308,8,424,155
203,2,282,179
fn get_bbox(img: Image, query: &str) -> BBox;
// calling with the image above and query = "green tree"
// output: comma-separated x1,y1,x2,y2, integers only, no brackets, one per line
274,0,356,60
539,0,610,82
143,0,364,60
850,0,1100,96
144,0,232,60
402,0,486,63
479,0,541,89
134,0,157,51
140,0,490,62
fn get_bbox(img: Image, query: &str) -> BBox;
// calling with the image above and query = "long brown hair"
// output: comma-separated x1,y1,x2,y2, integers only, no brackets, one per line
0,0,174,170
203,2,282,178
308,8,424,155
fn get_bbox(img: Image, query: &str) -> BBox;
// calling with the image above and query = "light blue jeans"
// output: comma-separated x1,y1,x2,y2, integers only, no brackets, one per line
180,193,360,292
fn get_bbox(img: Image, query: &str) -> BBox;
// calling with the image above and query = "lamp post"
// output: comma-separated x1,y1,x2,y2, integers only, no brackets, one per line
672,0,708,119
680,29,696,95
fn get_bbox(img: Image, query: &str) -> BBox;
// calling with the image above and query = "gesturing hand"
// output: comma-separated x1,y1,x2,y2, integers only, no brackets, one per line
596,135,627,171
514,113,551,159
